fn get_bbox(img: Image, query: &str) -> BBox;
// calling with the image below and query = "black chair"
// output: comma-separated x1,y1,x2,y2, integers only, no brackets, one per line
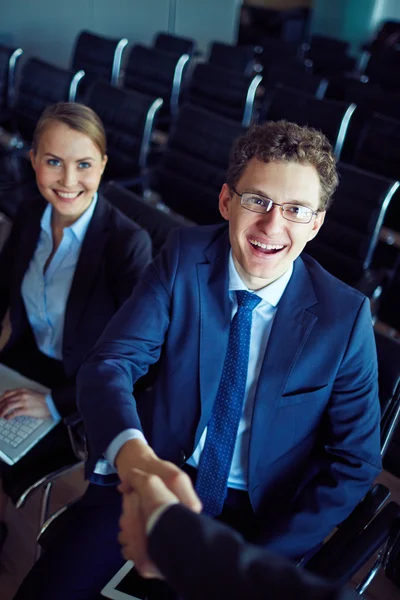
208,41,255,76
185,62,262,126
265,63,328,99
102,181,189,255
306,163,399,299
71,30,128,96
8,58,84,144
262,85,357,160
85,81,163,187
239,6,310,46
331,78,400,122
305,34,357,77
354,114,400,184
0,45,23,124
153,104,245,224
364,47,400,93
153,32,196,57
305,331,400,595
124,44,190,121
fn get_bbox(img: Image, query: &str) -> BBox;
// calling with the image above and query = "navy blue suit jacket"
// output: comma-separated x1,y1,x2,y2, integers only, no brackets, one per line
78,223,381,560
0,194,152,416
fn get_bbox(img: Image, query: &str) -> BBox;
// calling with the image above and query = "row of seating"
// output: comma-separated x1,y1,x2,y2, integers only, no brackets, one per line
0,29,399,333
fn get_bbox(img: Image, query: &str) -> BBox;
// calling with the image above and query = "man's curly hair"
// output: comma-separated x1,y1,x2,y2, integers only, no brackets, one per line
226,120,339,210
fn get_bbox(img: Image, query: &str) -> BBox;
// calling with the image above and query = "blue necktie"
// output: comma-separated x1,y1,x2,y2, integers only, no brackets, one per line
195,290,262,517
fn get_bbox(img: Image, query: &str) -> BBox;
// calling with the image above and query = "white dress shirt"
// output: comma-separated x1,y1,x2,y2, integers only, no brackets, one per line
101,252,292,488
21,195,98,419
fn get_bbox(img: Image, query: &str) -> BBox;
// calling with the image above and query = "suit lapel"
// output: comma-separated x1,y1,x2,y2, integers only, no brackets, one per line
196,228,231,443
249,257,319,479
63,195,110,352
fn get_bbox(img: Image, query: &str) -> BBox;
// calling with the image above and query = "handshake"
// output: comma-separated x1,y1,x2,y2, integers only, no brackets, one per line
118,466,202,579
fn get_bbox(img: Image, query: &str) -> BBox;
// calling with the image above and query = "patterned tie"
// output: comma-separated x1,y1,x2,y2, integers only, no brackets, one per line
195,290,262,517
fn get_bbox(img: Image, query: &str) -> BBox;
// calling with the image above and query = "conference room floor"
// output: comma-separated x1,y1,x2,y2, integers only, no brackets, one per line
1,467,400,600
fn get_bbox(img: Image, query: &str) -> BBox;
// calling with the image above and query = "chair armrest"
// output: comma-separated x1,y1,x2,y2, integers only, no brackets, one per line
306,500,400,586
63,410,82,428
63,411,87,461
305,484,390,573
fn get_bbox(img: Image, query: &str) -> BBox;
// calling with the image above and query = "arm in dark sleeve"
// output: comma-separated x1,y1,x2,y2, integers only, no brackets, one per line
77,228,182,476
0,206,24,325
257,298,382,560
149,505,356,600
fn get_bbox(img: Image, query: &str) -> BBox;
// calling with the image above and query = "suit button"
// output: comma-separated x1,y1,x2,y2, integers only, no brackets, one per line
180,449,187,464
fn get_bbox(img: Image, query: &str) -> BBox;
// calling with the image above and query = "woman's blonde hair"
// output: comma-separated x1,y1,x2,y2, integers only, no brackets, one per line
32,102,106,156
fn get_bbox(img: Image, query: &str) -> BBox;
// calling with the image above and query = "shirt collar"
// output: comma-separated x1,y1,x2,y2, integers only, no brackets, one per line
228,250,293,307
40,192,98,242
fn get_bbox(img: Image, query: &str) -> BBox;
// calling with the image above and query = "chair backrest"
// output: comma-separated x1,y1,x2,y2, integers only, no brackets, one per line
13,58,83,143
186,62,262,126
263,85,356,159
375,331,400,457
154,32,196,57
365,48,400,92
85,81,163,181
0,46,23,110
306,163,399,284
208,41,255,75
342,79,400,122
306,35,356,77
354,114,400,182
259,36,302,67
309,34,350,56
124,44,189,117
71,30,128,88
155,104,245,224
102,182,188,255
265,63,328,99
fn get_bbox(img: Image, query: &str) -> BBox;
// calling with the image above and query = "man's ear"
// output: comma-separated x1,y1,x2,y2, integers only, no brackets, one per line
307,210,325,242
219,183,233,221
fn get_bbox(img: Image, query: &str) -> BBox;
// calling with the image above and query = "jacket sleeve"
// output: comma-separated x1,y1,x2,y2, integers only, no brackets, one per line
0,207,23,327
77,228,182,476
148,504,356,600
255,297,382,560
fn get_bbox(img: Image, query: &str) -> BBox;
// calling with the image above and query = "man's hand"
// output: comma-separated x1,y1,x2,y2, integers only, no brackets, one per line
118,468,186,578
0,388,50,419
116,438,202,513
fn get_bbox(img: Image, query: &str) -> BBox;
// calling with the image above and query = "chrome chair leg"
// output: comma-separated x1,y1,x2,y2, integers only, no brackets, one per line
35,481,53,561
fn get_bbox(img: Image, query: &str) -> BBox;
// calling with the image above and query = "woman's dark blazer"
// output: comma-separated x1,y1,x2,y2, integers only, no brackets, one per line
0,194,152,417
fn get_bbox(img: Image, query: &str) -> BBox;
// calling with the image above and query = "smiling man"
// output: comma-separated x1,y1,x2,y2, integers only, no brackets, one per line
15,121,382,600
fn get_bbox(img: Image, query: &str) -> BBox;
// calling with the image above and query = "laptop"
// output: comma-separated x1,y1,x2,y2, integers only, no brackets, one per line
0,363,60,465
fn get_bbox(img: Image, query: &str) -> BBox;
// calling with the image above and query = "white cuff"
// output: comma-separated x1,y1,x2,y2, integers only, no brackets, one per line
104,428,148,467
146,503,179,535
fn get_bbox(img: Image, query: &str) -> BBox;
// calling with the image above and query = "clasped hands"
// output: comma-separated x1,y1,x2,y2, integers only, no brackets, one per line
117,440,202,579
0,388,50,419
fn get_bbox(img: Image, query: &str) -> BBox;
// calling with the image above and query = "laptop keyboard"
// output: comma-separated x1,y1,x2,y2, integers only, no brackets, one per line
0,415,43,448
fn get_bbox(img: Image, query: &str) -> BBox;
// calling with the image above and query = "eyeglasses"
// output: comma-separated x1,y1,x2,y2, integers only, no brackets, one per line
232,187,320,224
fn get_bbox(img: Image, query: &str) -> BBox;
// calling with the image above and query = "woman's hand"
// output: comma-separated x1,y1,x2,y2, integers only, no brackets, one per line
0,388,50,419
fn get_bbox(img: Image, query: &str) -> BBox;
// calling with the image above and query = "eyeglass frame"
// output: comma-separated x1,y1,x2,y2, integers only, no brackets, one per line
231,186,321,224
